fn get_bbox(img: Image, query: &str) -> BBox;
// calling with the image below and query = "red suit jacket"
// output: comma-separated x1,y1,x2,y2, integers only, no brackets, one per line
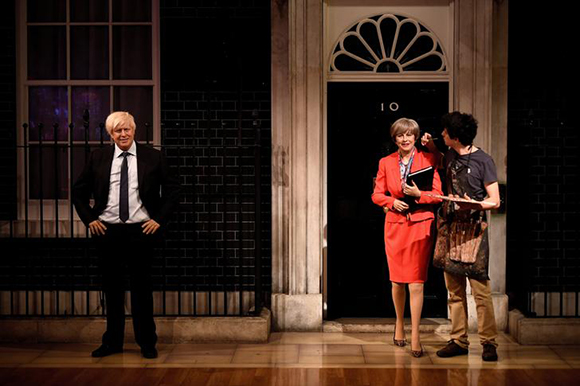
372,149,442,222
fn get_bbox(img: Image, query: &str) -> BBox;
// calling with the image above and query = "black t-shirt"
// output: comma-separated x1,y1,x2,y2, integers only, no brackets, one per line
444,148,498,201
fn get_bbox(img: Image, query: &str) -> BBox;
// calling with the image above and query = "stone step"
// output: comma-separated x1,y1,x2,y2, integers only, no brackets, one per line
323,318,451,333
509,309,580,345
0,309,271,344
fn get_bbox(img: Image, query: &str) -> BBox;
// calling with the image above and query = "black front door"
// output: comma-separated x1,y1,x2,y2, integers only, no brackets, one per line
327,82,448,319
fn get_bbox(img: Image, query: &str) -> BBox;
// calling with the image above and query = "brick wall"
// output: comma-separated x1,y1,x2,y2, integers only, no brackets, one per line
0,0,16,220
158,0,271,297
507,3,579,310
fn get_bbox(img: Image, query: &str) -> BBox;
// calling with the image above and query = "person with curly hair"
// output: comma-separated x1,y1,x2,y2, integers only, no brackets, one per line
422,111,501,362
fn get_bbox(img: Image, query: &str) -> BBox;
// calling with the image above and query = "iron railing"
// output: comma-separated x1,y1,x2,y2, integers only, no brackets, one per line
526,291,580,318
0,113,269,318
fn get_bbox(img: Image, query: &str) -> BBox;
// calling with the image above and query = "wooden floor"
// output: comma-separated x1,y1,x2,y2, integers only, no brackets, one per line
1,332,580,385
2,367,580,386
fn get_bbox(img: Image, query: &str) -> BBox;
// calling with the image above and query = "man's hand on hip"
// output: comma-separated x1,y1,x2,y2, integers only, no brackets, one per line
89,220,107,235
142,219,160,234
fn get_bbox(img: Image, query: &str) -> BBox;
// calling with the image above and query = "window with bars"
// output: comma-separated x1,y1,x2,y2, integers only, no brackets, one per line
18,0,159,205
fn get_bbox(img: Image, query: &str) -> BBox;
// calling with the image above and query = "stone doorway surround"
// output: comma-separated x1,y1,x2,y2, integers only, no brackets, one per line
271,0,508,331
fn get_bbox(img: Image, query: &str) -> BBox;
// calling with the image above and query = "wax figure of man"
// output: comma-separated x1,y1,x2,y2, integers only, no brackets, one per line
73,111,180,359
422,112,501,362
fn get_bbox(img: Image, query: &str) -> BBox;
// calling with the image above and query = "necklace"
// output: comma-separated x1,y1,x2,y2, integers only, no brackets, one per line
464,145,473,174
452,145,473,174
398,147,416,187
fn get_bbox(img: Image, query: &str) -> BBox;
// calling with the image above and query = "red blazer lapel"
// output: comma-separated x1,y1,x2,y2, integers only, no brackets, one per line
386,155,403,198
388,149,426,197
410,150,427,173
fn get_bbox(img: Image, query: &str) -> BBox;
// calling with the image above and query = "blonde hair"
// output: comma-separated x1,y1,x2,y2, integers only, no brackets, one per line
390,118,420,139
105,111,136,135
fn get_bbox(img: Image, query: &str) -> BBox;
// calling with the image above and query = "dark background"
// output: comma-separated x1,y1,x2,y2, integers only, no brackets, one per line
506,1,579,313
158,1,272,297
0,1,578,317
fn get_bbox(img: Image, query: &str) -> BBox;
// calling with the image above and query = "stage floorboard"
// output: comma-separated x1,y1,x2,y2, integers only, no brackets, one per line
1,332,579,385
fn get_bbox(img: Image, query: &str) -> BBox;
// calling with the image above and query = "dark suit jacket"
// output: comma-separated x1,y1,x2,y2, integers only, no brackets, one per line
72,142,180,227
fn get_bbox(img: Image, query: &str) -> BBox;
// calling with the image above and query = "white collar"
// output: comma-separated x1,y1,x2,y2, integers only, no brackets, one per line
114,141,137,158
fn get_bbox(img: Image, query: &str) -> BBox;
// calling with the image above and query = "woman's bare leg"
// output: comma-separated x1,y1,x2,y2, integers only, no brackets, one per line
408,283,424,351
392,282,406,341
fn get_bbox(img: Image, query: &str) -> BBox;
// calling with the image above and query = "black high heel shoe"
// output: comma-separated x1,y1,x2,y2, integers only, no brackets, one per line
411,345,424,358
393,333,406,347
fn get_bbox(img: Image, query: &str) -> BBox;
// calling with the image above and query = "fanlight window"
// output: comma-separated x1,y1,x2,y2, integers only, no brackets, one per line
330,14,447,73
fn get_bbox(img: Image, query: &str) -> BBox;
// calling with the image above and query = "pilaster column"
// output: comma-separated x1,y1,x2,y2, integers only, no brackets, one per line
271,0,324,331
454,0,509,330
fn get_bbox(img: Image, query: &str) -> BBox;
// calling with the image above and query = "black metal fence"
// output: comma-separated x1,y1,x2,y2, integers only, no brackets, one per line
525,292,580,318
0,114,269,318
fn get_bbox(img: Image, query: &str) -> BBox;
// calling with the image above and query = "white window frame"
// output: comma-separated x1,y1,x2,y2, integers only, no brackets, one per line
10,0,161,237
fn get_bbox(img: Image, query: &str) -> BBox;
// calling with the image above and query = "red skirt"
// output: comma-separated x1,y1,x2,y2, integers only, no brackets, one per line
384,218,435,283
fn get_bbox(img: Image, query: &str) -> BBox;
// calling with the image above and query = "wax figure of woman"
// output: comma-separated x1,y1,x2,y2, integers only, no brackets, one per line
372,118,442,357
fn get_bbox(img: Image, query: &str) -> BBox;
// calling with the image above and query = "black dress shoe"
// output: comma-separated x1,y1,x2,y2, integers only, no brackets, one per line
482,344,498,361
436,341,468,358
91,344,123,358
141,346,158,359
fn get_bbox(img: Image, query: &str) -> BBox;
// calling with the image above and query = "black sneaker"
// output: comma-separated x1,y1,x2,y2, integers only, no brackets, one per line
482,344,498,361
436,341,468,358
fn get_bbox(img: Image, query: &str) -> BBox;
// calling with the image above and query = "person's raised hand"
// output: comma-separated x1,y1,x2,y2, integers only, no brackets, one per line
420,132,432,147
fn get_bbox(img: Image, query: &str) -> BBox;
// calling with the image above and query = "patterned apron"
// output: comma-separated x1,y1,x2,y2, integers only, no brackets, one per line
433,156,490,280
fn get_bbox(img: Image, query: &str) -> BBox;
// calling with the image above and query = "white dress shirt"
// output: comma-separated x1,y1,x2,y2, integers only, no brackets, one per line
99,142,150,224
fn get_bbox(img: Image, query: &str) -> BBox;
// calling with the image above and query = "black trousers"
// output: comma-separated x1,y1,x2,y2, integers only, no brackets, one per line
94,223,158,349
